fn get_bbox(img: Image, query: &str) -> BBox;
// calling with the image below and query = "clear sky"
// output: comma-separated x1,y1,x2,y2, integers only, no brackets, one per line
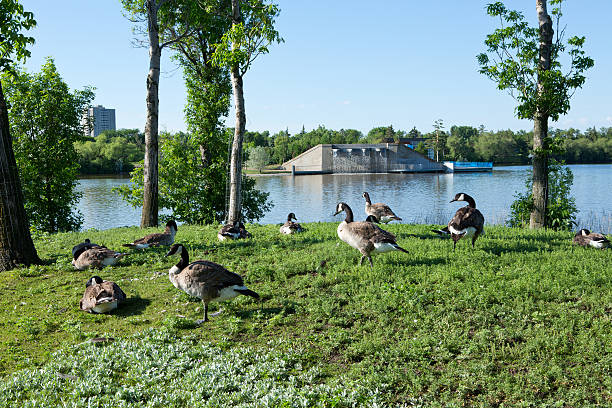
20,0,612,136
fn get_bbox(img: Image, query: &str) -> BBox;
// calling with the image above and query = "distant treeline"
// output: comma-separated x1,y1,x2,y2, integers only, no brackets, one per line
76,125,612,175
244,125,612,166
75,129,145,174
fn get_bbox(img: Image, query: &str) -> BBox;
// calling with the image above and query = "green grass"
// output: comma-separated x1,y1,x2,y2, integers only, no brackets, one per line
1,223,611,406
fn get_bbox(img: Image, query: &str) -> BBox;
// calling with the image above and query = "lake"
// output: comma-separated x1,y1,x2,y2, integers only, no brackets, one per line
75,164,612,233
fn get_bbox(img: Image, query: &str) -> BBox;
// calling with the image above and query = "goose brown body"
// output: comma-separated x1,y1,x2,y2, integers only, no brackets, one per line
334,202,408,268
362,192,402,223
80,276,126,314
447,193,485,250
72,246,128,270
123,220,178,249
572,229,610,249
166,244,259,323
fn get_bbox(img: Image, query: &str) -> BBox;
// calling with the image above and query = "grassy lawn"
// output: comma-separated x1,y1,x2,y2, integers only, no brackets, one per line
0,223,610,406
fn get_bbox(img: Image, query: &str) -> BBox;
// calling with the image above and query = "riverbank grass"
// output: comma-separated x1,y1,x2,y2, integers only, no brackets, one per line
1,223,610,406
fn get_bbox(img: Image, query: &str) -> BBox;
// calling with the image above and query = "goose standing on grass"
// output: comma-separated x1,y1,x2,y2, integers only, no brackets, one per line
572,229,610,249
122,220,178,249
80,276,126,314
362,192,402,223
166,244,260,323
72,245,128,270
280,213,304,234
218,221,251,241
447,193,485,250
333,202,408,268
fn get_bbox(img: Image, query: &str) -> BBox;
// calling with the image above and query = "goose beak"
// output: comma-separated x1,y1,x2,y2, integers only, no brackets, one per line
165,250,172,256
449,199,457,203
333,210,341,216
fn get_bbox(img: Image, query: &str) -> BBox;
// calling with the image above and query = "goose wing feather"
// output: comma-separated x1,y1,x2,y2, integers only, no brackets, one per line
448,207,485,232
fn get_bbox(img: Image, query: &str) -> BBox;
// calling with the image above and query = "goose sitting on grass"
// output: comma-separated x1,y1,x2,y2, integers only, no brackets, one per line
280,213,304,234
362,192,402,223
122,220,178,249
218,221,251,241
80,276,126,314
447,193,485,250
72,245,128,270
572,229,610,249
333,202,408,268
166,243,260,323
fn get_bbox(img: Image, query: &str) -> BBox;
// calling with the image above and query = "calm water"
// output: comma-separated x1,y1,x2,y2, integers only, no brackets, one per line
75,164,612,233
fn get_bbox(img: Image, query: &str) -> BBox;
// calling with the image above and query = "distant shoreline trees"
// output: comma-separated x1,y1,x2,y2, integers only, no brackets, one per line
76,124,612,175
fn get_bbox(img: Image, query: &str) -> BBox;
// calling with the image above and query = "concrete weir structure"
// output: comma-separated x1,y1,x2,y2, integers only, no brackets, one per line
282,143,446,174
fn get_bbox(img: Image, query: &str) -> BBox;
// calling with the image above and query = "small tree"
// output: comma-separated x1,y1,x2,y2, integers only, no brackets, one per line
4,58,94,232
0,0,40,270
478,0,593,228
212,0,282,224
508,159,577,230
115,131,272,224
121,0,193,228
246,146,270,172
426,119,446,162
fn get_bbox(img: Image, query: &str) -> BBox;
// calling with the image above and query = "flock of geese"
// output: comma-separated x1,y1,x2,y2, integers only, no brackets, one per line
73,191,609,323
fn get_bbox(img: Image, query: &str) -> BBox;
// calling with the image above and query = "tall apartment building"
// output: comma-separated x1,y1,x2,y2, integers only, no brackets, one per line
83,105,116,137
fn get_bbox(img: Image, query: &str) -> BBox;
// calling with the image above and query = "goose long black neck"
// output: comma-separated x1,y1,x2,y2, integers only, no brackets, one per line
363,192,371,205
343,204,354,223
464,195,477,208
176,248,189,270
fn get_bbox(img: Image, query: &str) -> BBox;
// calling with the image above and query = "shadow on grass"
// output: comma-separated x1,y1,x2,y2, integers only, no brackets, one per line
115,296,151,317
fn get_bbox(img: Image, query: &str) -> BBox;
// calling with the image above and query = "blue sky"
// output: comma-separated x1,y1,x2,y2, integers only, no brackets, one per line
20,0,612,136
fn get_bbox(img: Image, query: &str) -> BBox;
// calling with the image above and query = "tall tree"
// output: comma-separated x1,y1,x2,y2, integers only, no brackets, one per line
4,58,94,232
121,0,192,227
212,0,282,224
0,0,40,270
426,119,446,162
478,0,593,228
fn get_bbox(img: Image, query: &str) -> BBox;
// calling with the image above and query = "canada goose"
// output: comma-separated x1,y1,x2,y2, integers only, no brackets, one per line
365,215,380,223
333,202,408,268
166,243,260,323
447,193,485,250
218,221,251,241
123,220,178,248
72,246,128,270
79,276,126,314
280,213,304,234
362,192,402,223
72,239,100,259
572,229,610,249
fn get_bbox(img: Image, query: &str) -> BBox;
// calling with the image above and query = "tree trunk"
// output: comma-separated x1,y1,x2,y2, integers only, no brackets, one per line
141,0,161,228
0,81,41,271
530,0,553,229
227,0,246,224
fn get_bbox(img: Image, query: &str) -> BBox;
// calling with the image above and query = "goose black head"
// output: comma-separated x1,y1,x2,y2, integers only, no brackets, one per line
166,220,178,231
288,213,297,221
580,229,591,236
165,243,184,257
333,202,347,216
450,193,467,203
86,276,104,288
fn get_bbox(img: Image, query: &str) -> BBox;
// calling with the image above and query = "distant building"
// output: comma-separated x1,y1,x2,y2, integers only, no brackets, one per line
281,143,446,175
83,105,116,137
